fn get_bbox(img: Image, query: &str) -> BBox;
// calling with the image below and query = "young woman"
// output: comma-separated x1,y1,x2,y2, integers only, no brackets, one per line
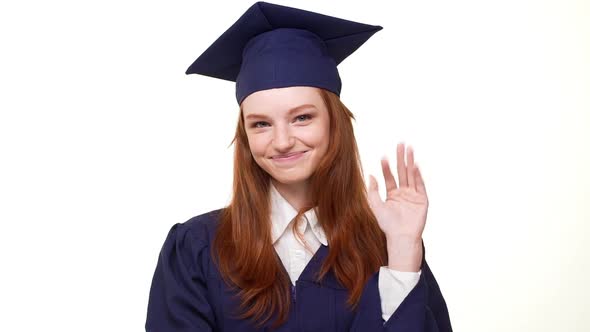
146,2,452,331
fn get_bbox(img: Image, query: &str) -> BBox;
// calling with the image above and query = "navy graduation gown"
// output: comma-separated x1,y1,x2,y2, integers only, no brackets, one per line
145,209,452,331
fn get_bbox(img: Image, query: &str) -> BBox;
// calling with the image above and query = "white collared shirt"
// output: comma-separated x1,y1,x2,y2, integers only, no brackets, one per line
269,182,422,322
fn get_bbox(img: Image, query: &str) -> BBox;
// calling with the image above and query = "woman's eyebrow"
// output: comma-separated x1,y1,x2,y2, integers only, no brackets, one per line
245,104,316,120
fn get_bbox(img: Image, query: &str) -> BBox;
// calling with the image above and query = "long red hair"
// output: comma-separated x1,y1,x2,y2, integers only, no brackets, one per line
212,88,387,329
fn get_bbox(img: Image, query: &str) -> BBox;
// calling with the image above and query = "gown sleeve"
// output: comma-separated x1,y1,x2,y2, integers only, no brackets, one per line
145,223,217,332
378,266,422,322
350,240,452,332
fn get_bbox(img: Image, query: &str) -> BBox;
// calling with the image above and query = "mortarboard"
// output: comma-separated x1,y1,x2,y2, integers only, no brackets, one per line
185,1,383,105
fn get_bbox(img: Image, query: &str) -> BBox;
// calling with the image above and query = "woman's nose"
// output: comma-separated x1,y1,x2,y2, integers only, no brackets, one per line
272,126,295,151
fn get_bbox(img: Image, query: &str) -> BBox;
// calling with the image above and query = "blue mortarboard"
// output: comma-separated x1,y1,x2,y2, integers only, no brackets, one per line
185,1,383,105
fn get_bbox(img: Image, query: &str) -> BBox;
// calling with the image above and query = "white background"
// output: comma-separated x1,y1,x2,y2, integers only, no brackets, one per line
0,0,588,331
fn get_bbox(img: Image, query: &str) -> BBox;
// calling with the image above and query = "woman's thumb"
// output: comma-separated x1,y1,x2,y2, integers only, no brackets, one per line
367,175,381,207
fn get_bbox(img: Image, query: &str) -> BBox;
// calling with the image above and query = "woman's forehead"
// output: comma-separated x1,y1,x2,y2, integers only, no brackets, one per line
242,86,323,114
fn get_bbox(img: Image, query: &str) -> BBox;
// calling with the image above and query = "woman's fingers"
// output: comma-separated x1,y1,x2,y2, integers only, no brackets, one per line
415,164,427,196
381,157,398,197
367,174,382,209
397,143,408,188
407,146,416,191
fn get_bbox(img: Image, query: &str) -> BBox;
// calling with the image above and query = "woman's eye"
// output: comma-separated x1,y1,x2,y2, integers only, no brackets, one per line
251,115,311,128
295,114,312,122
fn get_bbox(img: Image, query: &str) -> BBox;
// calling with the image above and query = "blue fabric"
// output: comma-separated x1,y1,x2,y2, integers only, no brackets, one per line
184,1,383,105
145,209,453,331
235,28,341,106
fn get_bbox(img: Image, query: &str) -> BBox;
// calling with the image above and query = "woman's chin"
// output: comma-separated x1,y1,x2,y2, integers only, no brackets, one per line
270,173,311,186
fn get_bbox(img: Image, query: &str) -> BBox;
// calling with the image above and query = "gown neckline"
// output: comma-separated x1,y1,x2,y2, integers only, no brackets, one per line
274,244,329,287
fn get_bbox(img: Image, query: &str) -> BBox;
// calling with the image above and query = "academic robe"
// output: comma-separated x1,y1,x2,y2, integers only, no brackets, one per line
145,209,453,331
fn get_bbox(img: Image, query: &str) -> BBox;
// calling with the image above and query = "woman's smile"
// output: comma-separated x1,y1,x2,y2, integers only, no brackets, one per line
271,151,308,164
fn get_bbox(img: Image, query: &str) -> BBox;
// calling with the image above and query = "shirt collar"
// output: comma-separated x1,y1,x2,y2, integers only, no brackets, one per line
269,182,328,246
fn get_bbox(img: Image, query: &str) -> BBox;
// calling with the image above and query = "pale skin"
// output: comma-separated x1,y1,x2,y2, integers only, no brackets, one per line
368,143,428,272
242,87,428,273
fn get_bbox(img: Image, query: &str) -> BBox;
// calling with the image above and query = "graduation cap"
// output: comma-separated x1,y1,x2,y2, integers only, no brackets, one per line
185,1,383,105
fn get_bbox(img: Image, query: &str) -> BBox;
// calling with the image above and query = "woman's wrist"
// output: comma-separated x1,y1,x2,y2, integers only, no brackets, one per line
386,236,423,272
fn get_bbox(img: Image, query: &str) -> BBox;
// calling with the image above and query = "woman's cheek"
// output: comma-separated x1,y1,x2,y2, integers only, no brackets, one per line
302,130,324,145
248,136,270,158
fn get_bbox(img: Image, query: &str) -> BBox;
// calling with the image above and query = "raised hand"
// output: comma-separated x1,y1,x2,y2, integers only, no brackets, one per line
367,142,428,272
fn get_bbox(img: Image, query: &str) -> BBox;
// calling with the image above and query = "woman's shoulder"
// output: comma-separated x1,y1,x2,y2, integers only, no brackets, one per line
149,208,227,309
157,208,225,279
172,207,225,247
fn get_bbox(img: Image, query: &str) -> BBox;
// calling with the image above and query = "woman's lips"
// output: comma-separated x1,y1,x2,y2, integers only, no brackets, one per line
272,151,307,162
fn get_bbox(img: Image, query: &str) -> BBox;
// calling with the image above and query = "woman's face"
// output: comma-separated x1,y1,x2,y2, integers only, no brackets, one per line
241,86,330,187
